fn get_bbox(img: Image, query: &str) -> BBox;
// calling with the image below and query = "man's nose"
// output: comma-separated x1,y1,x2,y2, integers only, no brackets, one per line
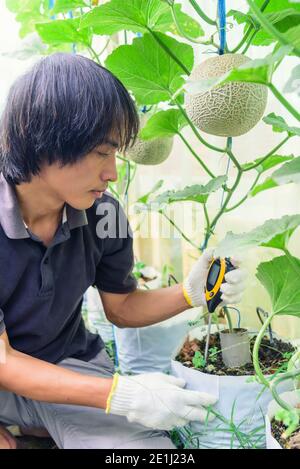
102,155,118,183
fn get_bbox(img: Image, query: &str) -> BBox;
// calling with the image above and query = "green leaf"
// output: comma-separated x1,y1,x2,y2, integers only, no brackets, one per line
79,0,203,37
215,214,300,257
153,176,227,206
79,0,147,34
275,409,299,428
263,113,300,136
185,46,291,94
192,351,206,369
18,12,48,38
36,18,92,46
229,8,300,46
105,33,193,105
272,157,300,184
256,255,300,316
227,9,256,26
254,0,300,13
136,180,164,204
253,11,300,46
6,0,22,12
278,24,300,56
51,0,88,14
156,3,204,38
140,109,187,140
251,177,278,196
283,64,300,95
6,0,46,13
242,154,294,174
6,1,50,38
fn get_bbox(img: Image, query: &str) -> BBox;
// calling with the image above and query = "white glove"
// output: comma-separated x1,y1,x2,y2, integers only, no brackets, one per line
183,248,247,308
106,372,217,430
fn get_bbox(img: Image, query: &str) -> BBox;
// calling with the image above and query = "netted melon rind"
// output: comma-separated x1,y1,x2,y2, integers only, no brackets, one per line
185,54,268,137
127,136,173,165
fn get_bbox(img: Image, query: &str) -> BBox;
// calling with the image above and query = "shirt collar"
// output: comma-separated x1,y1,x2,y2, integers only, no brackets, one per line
0,173,88,239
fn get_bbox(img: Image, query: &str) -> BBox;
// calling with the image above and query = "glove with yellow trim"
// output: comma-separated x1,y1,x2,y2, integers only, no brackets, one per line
182,248,247,308
106,372,217,430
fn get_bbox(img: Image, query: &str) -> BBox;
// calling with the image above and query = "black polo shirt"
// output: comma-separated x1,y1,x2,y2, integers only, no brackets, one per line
0,173,137,364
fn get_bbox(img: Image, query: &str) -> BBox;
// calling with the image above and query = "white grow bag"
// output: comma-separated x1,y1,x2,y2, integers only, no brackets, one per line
114,307,203,374
171,326,294,449
114,269,203,374
266,390,300,449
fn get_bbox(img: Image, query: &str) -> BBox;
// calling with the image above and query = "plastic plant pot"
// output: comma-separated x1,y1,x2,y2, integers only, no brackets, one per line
266,391,300,449
171,326,294,449
220,328,251,368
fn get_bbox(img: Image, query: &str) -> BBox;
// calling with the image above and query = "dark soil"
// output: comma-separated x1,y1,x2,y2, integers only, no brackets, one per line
271,419,300,449
176,332,295,376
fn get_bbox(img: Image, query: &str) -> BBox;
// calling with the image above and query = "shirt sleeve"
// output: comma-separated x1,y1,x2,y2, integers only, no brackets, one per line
94,199,138,294
0,308,5,335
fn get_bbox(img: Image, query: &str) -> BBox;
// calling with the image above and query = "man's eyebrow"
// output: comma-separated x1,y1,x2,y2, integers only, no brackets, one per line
102,140,119,149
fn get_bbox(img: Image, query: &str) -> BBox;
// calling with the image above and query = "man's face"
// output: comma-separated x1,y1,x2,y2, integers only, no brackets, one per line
39,140,119,210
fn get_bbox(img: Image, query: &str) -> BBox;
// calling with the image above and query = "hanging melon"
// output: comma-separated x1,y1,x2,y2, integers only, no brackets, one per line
185,54,268,137
126,114,173,165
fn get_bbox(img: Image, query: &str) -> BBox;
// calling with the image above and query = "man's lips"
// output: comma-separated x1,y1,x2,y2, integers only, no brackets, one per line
90,188,107,192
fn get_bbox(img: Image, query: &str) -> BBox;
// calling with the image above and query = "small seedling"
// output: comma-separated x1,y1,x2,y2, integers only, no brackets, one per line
192,351,206,369
275,408,300,439
209,347,218,362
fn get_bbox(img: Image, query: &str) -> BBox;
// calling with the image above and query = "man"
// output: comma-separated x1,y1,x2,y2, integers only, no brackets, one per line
0,53,246,449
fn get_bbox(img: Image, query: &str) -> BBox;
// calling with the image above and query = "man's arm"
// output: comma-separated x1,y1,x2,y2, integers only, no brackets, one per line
0,331,112,407
100,283,191,328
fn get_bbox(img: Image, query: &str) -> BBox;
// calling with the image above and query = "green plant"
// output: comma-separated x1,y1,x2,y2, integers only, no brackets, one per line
192,350,206,369
192,347,219,369
270,369,300,438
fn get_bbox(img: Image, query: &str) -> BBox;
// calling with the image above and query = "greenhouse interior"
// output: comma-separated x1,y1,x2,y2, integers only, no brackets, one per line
0,0,300,453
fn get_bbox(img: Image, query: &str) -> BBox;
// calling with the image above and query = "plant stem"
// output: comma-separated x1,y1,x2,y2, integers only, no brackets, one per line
203,203,211,234
188,0,216,26
147,29,190,75
98,37,111,57
175,99,226,153
252,311,277,387
243,135,291,172
283,247,300,278
270,369,300,437
108,183,121,200
161,212,200,250
247,0,300,57
226,173,260,212
177,132,216,178
230,0,271,53
226,148,242,171
208,145,243,234
210,168,243,233
268,83,300,122
88,46,101,65
224,307,233,332
241,29,258,54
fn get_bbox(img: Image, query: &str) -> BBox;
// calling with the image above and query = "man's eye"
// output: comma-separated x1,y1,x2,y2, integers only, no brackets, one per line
97,151,110,157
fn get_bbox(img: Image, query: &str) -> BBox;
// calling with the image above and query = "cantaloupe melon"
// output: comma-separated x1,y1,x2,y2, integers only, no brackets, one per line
126,114,173,165
185,54,268,137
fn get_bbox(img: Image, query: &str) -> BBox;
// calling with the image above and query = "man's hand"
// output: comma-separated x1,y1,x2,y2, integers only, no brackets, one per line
182,249,247,308
106,372,217,430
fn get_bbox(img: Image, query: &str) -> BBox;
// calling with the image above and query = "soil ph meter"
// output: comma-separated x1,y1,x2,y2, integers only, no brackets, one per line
204,257,236,362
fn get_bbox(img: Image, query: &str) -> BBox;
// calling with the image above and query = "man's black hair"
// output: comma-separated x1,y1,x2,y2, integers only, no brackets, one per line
0,53,139,184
